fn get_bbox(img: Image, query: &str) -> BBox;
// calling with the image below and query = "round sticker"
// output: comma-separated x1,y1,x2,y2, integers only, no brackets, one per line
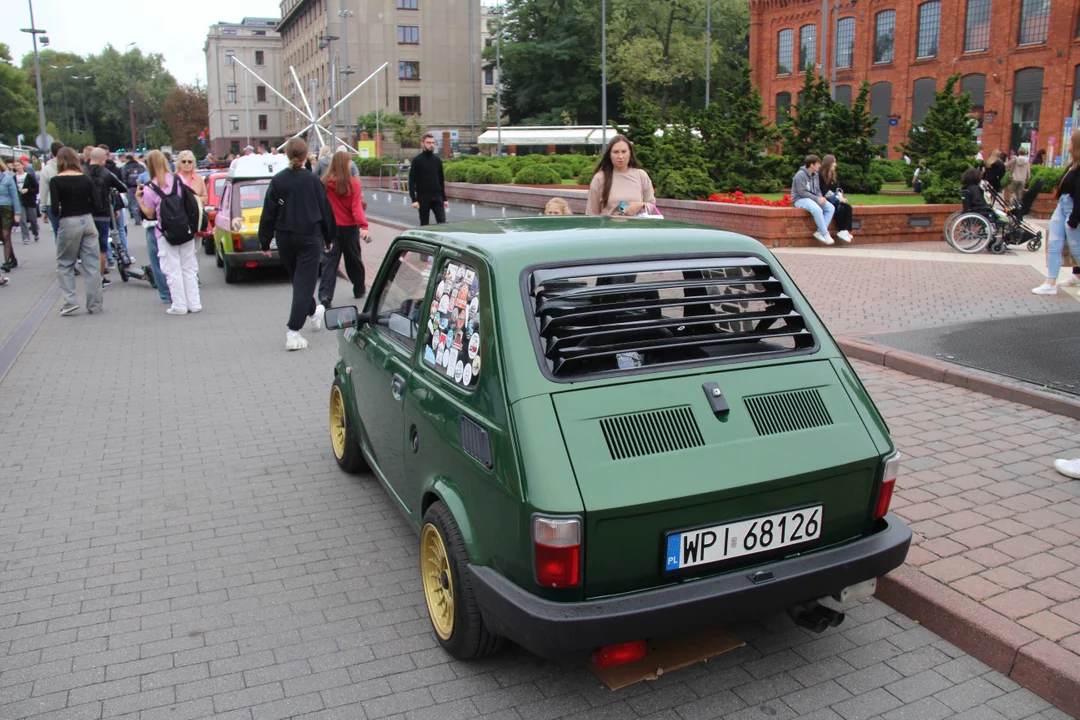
436,281,445,298
435,347,445,365
454,360,464,383
442,348,452,369
430,300,438,318
471,356,481,377
430,333,439,351
470,297,479,315
461,362,473,386
438,295,450,313
468,333,480,359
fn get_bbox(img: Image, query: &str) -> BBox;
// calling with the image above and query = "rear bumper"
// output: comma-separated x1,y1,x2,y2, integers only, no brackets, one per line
224,250,280,267
469,513,911,658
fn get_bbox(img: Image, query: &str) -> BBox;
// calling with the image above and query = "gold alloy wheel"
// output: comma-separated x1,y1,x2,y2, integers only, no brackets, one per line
330,385,347,459
420,523,455,640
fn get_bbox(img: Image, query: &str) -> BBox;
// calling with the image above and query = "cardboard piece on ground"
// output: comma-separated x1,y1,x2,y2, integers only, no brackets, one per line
589,627,744,690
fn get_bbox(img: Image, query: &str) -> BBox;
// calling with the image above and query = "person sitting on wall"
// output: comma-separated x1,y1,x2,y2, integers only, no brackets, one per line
790,155,835,246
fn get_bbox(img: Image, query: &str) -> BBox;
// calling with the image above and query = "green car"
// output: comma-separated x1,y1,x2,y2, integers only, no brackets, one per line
326,217,910,663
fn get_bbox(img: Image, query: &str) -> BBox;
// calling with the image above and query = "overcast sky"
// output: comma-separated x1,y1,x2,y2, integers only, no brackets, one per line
4,0,283,86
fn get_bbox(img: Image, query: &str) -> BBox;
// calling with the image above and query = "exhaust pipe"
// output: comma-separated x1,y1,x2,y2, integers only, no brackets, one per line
786,600,846,633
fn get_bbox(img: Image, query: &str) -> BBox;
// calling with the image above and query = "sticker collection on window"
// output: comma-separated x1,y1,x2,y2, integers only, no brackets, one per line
424,261,481,388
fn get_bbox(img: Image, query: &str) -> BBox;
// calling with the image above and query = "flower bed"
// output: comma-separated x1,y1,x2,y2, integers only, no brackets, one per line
705,191,792,208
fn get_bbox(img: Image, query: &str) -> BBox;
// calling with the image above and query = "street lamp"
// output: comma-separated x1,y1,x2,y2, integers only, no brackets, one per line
71,75,91,133
688,0,713,108
338,9,354,142
318,34,339,140
20,0,49,153
601,0,607,147
51,64,75,133
494,2,503,156
125,42,138,150
821,0,857,99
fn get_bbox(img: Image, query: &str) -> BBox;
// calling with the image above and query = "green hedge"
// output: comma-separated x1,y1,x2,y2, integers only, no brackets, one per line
577,162,600,187
353,156,396,176
657,168,713,200
1031,165,1066,193
871,158,906,183
513,164,564,185
444,162,476,183
465,164,513,184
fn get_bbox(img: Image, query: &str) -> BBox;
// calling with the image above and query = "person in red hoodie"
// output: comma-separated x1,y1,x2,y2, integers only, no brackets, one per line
319,150,371,307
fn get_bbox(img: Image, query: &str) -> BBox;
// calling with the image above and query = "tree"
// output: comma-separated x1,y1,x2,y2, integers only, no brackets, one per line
0,44,36,145
898,74,977,203
162,85,208,153
21,49,88,137
80,45,176,150
397,116,428,148
356,111,405,139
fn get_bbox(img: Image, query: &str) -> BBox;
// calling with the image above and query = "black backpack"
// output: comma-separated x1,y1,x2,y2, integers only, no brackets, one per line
149,175,200,246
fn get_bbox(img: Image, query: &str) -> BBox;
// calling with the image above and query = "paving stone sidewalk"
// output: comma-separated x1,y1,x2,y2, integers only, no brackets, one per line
0,227,61,352
0,222,1076,718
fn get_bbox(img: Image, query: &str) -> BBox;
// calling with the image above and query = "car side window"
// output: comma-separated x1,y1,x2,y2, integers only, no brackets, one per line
374,249,436,349
421,259,482,390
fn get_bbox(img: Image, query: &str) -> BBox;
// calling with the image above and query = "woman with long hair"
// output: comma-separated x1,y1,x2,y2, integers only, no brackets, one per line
259,137,336,350
318,150,370,307
11,159,40,244
1032,131,1080,298
137,150,201,315
983,149,1006,193
585,135,655,216
50,147,102,314
0,159,20,272
819,155,854,243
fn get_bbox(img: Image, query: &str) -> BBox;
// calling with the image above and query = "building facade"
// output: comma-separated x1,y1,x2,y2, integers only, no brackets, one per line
481,4,501,122
750,0,1080,161
205,18,286,157
277,0,483,151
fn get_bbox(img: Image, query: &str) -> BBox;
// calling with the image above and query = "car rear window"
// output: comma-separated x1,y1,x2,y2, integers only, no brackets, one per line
213,177,226,198
525,256,816,379
231,180,269,215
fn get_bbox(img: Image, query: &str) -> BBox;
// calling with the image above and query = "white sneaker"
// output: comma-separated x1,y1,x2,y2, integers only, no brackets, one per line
1053,458,1080,479
837,230,853,243
812,232,834,246
1031,282,1058,295
309,304,325,331
166,307,187,315
1060,275,1080,287
286,330,309,351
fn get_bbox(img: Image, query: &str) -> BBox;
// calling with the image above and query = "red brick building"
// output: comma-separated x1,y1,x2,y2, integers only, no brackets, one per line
749,0,1080,161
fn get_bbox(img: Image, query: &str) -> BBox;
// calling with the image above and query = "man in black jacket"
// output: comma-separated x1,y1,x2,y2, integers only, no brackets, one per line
86,148,129,284
408,134,448,226
121,154,146,226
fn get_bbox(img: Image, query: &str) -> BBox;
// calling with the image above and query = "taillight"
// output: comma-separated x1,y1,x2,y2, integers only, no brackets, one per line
231,233,244,252
205,205,216,212
874,451,900,520
593,640,646,668
533,516,581,588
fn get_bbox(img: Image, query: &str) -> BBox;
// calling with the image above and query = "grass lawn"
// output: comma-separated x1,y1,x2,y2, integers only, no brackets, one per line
755,193,926,205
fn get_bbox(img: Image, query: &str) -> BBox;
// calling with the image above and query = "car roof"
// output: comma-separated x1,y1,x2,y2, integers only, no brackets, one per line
399,217,768,270
227,154,289,180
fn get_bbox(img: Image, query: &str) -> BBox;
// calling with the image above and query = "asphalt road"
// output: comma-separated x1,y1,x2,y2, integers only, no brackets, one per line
361,189,535,228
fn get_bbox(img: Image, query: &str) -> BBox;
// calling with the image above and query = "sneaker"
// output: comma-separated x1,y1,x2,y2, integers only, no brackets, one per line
0,276,8,287
74,266,81,276
102,278,112,289
1060,275,1080,287
189,307,202,314
836,230,853,243
22,237,30,244
59,303,79,316
107,260,116,269
0,262,12,273
1053,458,1080,479
166,307,187,315
309,304,326,331
286,330,309,350
812,232,834,246
1031,282,1058,295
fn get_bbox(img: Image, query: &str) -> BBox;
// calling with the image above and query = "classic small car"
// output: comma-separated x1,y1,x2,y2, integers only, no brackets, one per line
199,171,229,256
213,155,289,283
325,217,910,664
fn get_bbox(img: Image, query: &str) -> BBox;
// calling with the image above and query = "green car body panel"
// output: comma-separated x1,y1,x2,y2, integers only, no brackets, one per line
330,217,909,656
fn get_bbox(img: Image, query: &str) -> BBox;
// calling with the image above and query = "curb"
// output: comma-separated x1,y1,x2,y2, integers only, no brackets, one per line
836,336,1080,420
877,568,1080,717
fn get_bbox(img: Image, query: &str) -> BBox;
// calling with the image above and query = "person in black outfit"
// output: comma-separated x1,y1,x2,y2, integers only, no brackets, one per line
819,155,854,243
51,147,103,315
983,149,1006,193
259,137,336,351
408,134,448,226
121,154,146,226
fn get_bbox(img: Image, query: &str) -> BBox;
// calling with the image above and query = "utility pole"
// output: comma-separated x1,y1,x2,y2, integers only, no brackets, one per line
339,7,354,143
469,0,475,147
126,43,139,150
245,70,252,146
21,0,49,153
496,3,502,156
72,75,90,132
601,0,607,147
821,0,829,95
54,64,74,133
706,0,711,108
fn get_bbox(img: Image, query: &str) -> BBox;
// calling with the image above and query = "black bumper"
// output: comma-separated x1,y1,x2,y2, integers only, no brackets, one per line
469,513,911,658
224,250,281,268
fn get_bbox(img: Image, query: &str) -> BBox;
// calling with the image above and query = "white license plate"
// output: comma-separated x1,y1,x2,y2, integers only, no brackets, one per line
664,505,823,573
269,239,277,250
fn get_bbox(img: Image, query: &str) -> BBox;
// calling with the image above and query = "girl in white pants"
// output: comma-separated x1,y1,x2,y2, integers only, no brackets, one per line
136,150,202,314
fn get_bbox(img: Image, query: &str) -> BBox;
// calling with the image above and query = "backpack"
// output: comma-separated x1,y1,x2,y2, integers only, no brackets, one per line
149,175,200,246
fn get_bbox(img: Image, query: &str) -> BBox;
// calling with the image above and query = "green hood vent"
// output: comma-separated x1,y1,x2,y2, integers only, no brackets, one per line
600,406,704,461
745,388,832,436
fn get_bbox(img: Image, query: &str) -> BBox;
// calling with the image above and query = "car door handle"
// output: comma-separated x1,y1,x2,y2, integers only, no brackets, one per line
390,373,406,400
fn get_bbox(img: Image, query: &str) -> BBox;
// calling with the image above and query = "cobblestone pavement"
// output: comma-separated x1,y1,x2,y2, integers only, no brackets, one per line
0,227,60,354
0,222,1076,718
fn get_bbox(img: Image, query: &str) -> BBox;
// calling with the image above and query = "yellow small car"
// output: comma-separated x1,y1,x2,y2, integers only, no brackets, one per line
213,155,289,283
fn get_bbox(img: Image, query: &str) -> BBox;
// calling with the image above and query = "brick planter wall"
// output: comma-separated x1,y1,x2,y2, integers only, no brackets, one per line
434,182,960,248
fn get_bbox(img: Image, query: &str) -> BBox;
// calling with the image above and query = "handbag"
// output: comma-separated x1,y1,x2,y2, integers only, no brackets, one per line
635,202,664,219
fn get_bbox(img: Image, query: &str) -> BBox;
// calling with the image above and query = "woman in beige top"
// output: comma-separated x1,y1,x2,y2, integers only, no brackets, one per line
585,135,655,216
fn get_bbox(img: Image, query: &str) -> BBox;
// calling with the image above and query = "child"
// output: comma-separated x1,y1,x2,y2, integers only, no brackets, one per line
544,197,572,215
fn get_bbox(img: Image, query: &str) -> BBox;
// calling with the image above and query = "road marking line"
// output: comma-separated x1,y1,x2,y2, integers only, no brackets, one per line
0,279,60,386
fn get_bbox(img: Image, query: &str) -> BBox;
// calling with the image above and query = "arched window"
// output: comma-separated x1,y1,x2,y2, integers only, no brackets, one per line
917,1,941,58
777,29,794,75
835,18,855,69
912,78,937,125
870,82,893,148
834,85,853,108
776,92,792,125
1012,68,1044,151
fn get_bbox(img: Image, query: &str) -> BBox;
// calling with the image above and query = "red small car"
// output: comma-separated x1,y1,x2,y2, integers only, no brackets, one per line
199,171,229,255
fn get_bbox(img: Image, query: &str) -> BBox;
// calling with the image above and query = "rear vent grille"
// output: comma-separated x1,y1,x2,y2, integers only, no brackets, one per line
600,406,705,461
745,389,832,436
528,257,815,379
461,416,493,468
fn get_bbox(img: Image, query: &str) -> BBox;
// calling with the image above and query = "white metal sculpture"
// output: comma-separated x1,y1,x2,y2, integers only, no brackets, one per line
229,57,389,154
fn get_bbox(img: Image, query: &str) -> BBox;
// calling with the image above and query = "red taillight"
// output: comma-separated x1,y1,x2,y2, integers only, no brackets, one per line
593,640,646,668
245,261,259,268
533,516,581,588
231,233,244,252
874,452,901,520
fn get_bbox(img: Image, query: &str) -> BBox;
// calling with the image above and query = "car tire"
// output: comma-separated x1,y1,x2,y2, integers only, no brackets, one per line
420,502,503,660
330,375,368,473
224,262,239,284
203,237,215,256
215,246,224,268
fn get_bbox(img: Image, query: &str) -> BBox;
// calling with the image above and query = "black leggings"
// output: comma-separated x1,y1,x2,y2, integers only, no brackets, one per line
275,231,322,331
319,225,366,306
417,198,446,226
832,201,853,232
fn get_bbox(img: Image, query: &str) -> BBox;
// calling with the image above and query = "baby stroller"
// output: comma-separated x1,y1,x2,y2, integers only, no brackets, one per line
945,178,1044,254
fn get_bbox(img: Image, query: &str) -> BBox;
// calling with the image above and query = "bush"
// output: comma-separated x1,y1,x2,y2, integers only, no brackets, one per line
444,162,477,183
919,172,961,204
656,168,714,200
837,167,883,194
353,156,396,176
546,160,576,179
1031,165,1066,193
465,164,513,184
871,159,906,183
577,162,600,187
513,164,564,185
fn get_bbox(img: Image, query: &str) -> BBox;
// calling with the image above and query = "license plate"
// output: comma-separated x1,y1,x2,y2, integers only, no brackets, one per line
269,239,277,250
664,505,822,573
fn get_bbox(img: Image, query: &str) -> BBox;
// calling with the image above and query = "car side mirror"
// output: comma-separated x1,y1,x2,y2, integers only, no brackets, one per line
324,305,368,331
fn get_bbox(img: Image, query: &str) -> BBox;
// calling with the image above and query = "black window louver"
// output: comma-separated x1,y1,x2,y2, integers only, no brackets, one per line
600,406,705,461
461,416,493,468
745,388,833,436
528,257,815,379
